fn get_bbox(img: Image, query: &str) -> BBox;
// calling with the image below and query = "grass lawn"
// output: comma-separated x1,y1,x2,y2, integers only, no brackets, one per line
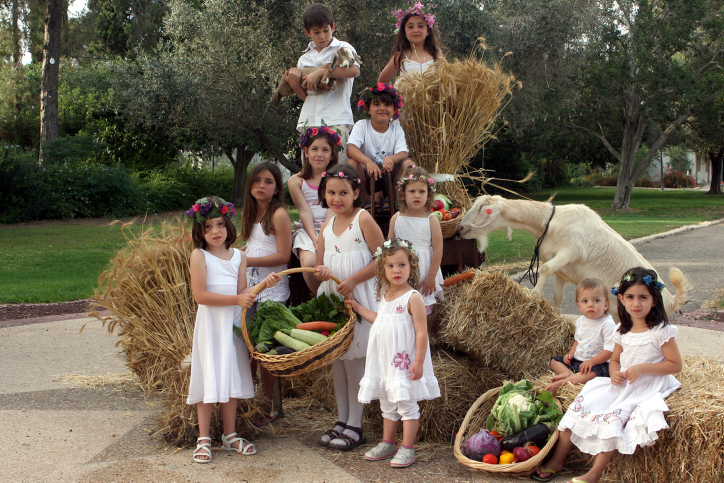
0,188,721,303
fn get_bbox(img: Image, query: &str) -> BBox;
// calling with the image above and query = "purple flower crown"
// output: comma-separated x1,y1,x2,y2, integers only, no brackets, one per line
185,197,235,224
299,124,343,149
392,2,438,35
322,170,361,184
358,83,404,121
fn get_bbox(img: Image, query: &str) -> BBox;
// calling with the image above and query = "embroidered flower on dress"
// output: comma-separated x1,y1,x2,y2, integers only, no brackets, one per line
392,351,411,370
396,305,404,314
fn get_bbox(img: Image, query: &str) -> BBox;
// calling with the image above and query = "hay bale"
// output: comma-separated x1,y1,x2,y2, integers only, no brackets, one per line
90,219,259,446
533,356,724,483
432,268,575,380
281,348,506,443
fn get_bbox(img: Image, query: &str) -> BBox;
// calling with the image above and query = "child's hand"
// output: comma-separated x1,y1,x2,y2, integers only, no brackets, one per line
610,369,626,385
366,161,383,180
285,67,302,87
263,273,281,288
563,353,574,365
382,156,395,172
345,298,361,312
311,235,319,251
302,68,325,91
408,360,424,380
579,359,594,375
236,293,257,309
315,265,331,281
336,277,358,297
624,364,646,383
421,276,436,296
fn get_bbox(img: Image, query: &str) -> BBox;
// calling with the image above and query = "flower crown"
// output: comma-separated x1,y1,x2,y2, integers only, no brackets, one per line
358,83,403,121
611,271,665,295
299,123,343,149
392,2,438,35
374,238,416,258
186,197,235,224
397,173,436,193
322,170,361,185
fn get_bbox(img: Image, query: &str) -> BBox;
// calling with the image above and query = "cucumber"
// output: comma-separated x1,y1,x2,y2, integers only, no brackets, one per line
274,331,311,352
289,328,327,346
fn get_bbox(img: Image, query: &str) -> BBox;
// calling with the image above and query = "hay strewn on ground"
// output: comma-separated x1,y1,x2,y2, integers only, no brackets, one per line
533,356,724,483
89,220,259,446
431,269,575,380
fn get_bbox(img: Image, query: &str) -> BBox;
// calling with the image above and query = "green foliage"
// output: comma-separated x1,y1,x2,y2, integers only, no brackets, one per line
665,146,692,173
136,165,235,213
663,169,697,188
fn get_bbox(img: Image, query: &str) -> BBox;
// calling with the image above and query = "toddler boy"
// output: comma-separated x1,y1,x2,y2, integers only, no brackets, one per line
284,3,360,162
546,278,617,395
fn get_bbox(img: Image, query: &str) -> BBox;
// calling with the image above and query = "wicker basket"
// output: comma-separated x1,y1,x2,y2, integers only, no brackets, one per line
440,206,466,239
453,386,561,477
239,267,356,377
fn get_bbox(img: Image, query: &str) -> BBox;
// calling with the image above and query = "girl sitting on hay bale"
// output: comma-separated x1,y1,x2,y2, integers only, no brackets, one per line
185,196,281,463
534,267,682,483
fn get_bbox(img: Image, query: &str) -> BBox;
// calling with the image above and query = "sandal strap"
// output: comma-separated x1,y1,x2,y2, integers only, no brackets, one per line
194,442,211,455
343,426,364,438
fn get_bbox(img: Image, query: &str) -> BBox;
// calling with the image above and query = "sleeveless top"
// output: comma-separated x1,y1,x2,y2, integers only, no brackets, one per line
392,213,444,305
245,223,289,303
301,180,327,223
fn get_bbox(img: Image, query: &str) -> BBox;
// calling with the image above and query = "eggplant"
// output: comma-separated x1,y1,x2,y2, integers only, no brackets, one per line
500,423,550,450
273,346,296,355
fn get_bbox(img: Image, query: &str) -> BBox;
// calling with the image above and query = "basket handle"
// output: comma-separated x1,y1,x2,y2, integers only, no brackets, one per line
238,267,345,354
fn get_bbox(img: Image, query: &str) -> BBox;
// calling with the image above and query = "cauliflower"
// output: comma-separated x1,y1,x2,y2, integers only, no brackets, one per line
506,394,532,412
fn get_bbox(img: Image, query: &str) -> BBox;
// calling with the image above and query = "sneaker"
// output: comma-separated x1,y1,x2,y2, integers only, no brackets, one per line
364,441,397,461
390,446,416,468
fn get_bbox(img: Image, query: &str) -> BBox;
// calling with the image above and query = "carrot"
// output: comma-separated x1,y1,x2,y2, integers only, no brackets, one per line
295,321,338,331
443,271,475,287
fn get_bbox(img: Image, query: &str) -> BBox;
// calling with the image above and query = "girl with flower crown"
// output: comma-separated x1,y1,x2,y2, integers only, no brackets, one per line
346,83,408,210
313,164,386,452
388,165,444,314
288,126,340,294
534,267,682,483
345,238,440,468
185,196,281,463
378,3,442,85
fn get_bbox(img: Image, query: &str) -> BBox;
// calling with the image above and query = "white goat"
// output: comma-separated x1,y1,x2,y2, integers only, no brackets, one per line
458,195,690,314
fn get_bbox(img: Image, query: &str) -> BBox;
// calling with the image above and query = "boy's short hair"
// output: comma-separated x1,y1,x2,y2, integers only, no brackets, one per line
303,3,335,30
364,91,396,111
575,278,609,303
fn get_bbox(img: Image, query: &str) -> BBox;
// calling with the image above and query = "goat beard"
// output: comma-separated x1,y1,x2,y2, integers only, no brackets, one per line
473,234,489,254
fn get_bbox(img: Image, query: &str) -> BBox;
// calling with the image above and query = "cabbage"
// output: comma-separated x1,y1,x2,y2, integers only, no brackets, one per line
464,429,501,461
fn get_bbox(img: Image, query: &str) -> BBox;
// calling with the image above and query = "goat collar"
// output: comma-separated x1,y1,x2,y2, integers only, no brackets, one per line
519,203,555,287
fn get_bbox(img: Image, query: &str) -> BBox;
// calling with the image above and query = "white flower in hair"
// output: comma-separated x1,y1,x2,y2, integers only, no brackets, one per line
383,240,392,248
398,240,408,248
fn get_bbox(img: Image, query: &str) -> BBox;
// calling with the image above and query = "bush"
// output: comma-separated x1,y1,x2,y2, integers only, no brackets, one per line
665,146,692,173
663,169,696,188
136,165,234,213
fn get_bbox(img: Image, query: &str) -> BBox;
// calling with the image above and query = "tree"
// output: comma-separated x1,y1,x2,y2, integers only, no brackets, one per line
39,0,64,162
562,0,724,209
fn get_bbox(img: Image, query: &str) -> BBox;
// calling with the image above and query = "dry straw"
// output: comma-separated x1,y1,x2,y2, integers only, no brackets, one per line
396,39,518,194
431,268,575,380
89,219,260,446
533,356,724,483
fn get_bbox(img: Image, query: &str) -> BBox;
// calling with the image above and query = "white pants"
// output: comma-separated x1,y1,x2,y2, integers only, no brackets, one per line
379,395,420,422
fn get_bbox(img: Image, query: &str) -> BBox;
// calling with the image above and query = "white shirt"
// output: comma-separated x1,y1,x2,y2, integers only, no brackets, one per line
573,314,617,361
347,119,408,166
296,38,359,130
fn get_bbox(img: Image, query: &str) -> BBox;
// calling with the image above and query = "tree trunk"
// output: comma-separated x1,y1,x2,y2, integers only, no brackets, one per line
226,146,255,208
39,0,63,163
707,148,723,195
11,0,21,66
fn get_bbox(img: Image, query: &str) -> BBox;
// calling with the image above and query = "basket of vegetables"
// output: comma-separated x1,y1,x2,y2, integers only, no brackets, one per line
433,193,466,239
235,267,356,377
453,379,563,477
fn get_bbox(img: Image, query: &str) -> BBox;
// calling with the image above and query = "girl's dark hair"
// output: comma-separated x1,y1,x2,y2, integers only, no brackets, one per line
396,165,435,212
191,196,237,250
318,163,364,208
363,91,397,111
240,162,285,240
300,134,338,179
616,266,669,334
392,12,441,70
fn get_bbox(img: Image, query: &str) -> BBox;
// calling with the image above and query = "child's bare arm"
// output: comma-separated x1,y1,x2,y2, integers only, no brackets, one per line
284,67,307,100
347,144,382,180
345,298,377,323
579,349,612,375
378,57,397,84
408,292,428,380
382,151,408,172
624,338,682,383
563,341,578,365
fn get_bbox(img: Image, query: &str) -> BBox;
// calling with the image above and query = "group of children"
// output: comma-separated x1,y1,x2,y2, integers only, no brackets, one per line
181,2,684,480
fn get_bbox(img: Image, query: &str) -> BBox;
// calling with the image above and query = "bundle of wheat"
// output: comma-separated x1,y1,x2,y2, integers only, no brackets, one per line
89,219,259,446
431,268,575,380
533,356,724,483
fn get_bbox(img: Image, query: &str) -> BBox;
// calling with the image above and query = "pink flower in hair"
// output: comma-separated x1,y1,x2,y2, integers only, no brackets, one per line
376,82,386,91
358,99,365,107
220,205,228,215
310,127,319,136
408,174,413,179
322,171,326,177
193,204,200,212
338,171,344,177
428,178,434,184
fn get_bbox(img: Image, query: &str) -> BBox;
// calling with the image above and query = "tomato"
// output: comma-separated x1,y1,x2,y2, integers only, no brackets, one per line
482,454,498,465
527,444,541,457
443,213,452,221
489,430,503,442
499,452,515,465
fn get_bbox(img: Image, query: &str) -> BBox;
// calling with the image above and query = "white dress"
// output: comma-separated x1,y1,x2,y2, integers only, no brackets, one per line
393,213,444,305
358,289,440,403
318,209,375,360
558,323,680,455
245,223,289,304
292,180,327,256
397,54,435,81
187,249,255,405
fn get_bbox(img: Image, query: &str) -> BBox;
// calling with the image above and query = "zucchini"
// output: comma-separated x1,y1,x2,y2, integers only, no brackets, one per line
274,331,311,352
289,328,327,346
500,423,550,450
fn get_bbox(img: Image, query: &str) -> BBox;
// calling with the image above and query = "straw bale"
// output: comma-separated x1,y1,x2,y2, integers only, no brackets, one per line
55,372,138,388
533,356,724,483
432,268,575,380
89,219,260,446
281,348,506,443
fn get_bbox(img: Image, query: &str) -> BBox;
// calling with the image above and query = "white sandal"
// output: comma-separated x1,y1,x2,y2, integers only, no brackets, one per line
222,432,256,455
193,436,212,463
